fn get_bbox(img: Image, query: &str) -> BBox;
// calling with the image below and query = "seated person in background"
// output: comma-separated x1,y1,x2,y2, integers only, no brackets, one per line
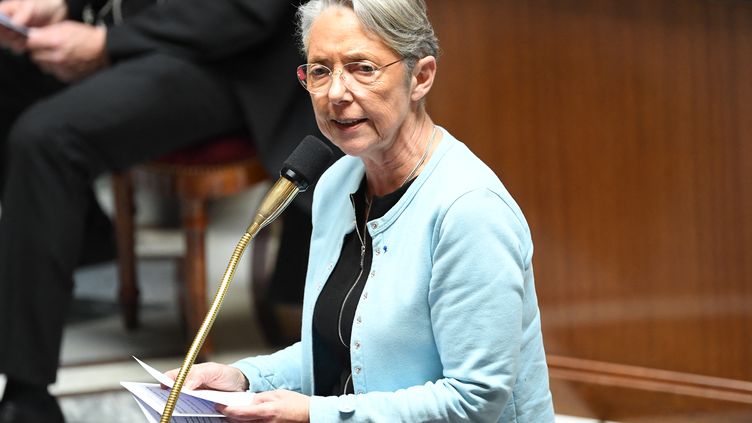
0,1,324,422
164,0,555,421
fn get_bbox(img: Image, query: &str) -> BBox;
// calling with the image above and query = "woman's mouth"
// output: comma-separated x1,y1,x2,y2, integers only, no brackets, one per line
332,118,368,129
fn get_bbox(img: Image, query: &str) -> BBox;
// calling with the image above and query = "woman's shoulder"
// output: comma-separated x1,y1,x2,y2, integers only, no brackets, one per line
428,130,513,203
422,129,530,232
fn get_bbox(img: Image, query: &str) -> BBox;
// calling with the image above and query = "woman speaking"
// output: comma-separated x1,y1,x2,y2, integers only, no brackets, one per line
167,0,555,421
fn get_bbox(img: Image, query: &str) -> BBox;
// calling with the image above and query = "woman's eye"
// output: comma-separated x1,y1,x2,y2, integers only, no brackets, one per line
349,63,377,74
309,66,330,78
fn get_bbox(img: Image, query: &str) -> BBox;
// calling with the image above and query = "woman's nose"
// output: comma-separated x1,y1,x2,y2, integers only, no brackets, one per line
327,70,350,101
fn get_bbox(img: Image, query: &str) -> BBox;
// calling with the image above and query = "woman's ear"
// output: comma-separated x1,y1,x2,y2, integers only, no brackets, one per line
410,56,437,102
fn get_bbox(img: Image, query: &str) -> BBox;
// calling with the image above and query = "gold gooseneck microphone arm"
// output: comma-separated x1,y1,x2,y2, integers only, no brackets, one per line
159,177,299,423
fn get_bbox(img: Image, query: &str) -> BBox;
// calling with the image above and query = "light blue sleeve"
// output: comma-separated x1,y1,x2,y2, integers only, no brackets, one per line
309,188,531,422
231,342,303,393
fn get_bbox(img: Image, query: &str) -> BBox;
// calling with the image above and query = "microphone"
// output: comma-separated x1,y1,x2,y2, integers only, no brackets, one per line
245,135,334,237
160,135,334,423
159,135,334,423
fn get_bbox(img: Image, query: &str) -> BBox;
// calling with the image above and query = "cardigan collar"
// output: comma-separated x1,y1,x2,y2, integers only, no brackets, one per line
332,126,455,235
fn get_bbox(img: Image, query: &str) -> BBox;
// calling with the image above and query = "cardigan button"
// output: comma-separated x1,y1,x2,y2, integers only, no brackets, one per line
354,366,361,374
356,315,362,324
370,222,378,230
337,396,355,413
354,341,361,349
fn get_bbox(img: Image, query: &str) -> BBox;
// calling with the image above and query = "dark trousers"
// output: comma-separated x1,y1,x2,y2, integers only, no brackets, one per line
0,50,250,386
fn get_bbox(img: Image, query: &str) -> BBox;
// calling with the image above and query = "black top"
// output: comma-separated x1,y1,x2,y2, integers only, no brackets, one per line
312,177,413,395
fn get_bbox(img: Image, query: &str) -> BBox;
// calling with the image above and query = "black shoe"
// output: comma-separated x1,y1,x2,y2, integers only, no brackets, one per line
0,398,65,423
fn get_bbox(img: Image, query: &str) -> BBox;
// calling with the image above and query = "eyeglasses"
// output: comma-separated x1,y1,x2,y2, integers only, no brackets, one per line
296,59,403,93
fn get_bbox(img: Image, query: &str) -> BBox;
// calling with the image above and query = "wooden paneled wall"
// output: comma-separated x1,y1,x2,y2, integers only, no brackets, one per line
425,1,752,421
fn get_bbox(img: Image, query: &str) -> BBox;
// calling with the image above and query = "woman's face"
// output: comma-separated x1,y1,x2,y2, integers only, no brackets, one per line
305,7,416,160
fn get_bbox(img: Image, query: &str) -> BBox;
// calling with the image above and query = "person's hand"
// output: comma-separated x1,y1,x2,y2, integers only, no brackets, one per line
0,0,67,26
218,389,310,423
163,362,250,392
26,21,108,82
0,0,67,51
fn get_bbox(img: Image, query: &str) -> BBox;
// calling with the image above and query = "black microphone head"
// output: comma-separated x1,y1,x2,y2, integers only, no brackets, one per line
281,135,335,191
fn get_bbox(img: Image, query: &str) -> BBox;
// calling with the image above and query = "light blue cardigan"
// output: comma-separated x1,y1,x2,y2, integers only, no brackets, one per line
233,128,554,422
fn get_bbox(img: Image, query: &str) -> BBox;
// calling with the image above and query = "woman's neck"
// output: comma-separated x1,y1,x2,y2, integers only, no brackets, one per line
362,115,440,197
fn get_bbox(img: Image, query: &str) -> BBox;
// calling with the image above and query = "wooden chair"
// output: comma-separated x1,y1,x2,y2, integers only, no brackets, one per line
112,135,271,357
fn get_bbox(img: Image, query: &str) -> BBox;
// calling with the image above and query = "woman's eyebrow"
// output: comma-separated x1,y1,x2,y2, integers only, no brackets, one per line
308,50,378,64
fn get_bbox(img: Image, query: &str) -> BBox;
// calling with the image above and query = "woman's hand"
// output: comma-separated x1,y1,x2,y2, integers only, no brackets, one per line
164,365,310,423
164,362,249,392
217,389,310,423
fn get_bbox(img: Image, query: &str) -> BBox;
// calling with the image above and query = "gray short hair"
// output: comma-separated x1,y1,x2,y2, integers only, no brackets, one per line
297,0,440,69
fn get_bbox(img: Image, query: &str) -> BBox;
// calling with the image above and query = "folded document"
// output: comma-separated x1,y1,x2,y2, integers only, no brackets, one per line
121,357,254,422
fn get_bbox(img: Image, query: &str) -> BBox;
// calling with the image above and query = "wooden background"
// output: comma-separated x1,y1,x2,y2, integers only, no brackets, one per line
425,1,752,421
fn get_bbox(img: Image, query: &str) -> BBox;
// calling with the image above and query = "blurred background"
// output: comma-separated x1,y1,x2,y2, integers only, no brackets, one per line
424,0,751,422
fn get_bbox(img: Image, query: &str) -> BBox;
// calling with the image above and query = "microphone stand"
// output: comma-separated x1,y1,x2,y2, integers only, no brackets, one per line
159,177,299,423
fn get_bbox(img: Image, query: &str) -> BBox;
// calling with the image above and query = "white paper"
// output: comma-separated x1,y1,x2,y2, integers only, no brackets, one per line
133,395,225,423
132,357,253,407
122,356,254,421
121,382,223,417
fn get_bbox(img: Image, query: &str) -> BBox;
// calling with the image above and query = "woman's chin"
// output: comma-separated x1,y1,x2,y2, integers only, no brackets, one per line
327,128,376,156
332,139,372,158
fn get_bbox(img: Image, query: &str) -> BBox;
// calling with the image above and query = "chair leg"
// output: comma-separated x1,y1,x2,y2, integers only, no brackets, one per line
181,197,213,360
112,172,140,330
